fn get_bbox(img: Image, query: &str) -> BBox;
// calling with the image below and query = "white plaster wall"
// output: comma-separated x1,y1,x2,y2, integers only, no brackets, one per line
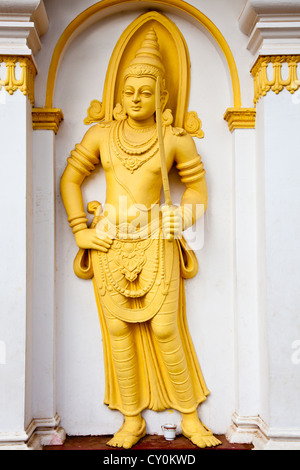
33,0,254,436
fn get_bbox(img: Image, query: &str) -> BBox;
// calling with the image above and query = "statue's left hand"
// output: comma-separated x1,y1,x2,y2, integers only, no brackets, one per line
161,205,184,240
75,228,113,252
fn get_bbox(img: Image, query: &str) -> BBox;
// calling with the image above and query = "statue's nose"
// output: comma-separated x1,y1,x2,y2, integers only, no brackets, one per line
132,92,141,103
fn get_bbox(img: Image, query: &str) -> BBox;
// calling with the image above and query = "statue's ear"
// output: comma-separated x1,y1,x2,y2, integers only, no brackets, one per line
161,89,169,111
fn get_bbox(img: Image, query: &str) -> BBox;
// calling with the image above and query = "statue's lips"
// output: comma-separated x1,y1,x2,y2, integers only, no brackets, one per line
131,106,142,111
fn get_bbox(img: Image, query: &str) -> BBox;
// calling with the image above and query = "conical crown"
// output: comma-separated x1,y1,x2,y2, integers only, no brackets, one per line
124,28,165,80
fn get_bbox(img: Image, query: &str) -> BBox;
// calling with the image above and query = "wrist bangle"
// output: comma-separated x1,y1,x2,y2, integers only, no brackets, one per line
72,223,88,234
68,212,88,234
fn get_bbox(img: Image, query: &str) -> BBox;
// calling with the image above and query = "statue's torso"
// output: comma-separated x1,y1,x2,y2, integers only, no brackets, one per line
97,121,177,224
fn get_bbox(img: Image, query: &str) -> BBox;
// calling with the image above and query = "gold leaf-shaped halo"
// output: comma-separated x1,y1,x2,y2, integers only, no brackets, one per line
184,111,204,139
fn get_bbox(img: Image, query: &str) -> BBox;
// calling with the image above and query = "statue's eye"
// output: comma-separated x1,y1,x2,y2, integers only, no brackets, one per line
141,90,152,97
124,89,134,96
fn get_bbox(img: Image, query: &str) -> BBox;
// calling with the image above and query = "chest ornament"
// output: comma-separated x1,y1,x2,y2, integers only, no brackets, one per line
111,120,165,173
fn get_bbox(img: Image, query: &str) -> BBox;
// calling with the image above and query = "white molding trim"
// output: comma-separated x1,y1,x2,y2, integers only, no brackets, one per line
227,412,300,450
247,20,300,56
0,0,48,57
0,414,66,450
226,413,266,445
0,21,41,55
27,413,66,450
0,431,29,450
239,0,300,56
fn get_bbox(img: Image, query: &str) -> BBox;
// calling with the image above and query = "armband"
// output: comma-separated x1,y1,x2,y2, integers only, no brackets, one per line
67,143,99,176
176,156,205,184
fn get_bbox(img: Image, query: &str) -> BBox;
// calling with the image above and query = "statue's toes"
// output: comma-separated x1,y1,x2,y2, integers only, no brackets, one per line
190,435,206,448
106,436,120,447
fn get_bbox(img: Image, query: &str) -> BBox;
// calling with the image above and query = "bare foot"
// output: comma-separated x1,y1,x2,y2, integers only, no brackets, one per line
106,416,146,449
181,413,222,449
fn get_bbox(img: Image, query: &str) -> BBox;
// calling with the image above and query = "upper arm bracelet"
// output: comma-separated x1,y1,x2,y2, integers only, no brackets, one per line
176,156,205,184
67,143,99,176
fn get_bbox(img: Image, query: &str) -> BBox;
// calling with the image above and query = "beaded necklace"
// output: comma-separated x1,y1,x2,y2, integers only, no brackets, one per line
111,119,165,173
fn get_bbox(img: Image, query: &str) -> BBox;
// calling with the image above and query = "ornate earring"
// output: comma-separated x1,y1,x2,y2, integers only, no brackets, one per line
113,102,128,121
162,109,173,126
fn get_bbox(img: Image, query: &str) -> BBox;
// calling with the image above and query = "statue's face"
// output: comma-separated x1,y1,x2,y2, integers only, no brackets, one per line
123,76,157,123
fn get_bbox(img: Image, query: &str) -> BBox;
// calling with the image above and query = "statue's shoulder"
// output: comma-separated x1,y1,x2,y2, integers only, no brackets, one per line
166,124,197,157
81,121,114,149
167,125,196,146
168,125,187,137
86,121,114,142
171,126,187,137
84,121,113,137
95,120,114,130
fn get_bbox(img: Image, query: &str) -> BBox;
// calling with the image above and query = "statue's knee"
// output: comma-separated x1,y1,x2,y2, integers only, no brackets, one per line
106,317,130,339
151,320,177,342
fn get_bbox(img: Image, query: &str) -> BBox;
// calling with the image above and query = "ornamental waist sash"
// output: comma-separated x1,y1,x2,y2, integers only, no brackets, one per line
73,207,199,293
92,233,175,323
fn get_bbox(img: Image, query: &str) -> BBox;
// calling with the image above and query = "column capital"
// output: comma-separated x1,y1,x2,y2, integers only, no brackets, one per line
0,0,48,57
32,108,64,134
240,0,300,57
224,108,256,132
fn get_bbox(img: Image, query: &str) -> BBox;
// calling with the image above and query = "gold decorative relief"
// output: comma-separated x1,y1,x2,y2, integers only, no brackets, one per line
84,99,104,124
184,111,204,138
84,100,205,138
251,55,300,104
0,56,37,104
32,108,64,134
224,108,256,132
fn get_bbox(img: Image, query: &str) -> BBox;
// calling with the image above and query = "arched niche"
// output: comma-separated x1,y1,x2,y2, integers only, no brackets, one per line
45,0,242,111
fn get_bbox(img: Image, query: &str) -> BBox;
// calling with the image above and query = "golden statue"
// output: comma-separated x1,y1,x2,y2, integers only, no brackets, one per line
60,13,221,449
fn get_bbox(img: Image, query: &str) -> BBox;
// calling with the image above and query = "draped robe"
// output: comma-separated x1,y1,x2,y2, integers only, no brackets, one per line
74,232,210,415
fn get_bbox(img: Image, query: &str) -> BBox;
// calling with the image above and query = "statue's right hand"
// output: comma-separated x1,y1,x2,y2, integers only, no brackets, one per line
75,228,113,252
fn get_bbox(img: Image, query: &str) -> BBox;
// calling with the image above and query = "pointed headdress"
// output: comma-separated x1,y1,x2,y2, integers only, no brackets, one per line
124,28,165,82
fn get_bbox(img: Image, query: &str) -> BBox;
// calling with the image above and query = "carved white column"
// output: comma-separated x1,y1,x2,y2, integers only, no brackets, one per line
0,0,64,449
228,0,300,450
32,112,64,448
223,114,263,445
0,77,34,450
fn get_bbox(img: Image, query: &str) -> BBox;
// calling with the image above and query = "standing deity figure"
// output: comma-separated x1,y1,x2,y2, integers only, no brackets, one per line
60,26,221,449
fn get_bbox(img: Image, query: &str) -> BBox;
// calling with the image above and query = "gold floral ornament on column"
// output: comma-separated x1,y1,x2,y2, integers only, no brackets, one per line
61,12,221,449
0,56,36,104
251,55,300,104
